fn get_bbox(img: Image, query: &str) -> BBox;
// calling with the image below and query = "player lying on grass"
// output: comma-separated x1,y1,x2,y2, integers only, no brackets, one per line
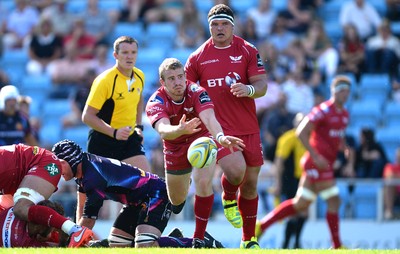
52,139,224,248
0,199,69,247
0,143,94,247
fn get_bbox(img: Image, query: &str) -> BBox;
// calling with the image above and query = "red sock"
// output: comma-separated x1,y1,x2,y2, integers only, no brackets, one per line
326,211,341,248
238,195,258,241
260,199,297,232
221,174,241,200
193,194,214,239
28,205,68,229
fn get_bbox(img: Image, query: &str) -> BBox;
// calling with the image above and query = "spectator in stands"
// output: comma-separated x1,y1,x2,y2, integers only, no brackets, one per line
2,0,40,49
26,17,63,76
0,70,9,90
254,78,282,126
334,134,356,178
281,68,315,115
365,19,400,76
61,69,95,129
261,93,295,162
339,0,382,41
41,0,76,39
385,0,400,22
301,19,339,80
176,0,206,49
114,0,146,23
383,147,400,220
268,13,297,54
49,42,92,88
258,42,290,84
337,24,365,82
90,42,114,75
392,75,400,103
280,0,315,35
246,0,277,41
0,85,38,146
63,18,97,60
18,95,41,143
143,0,184,24
78,0,113,45
355,128,388,178
239,17,259,46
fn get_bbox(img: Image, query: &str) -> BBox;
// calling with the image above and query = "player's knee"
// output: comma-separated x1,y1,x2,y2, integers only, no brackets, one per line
135,233,159,248
108,233,134,247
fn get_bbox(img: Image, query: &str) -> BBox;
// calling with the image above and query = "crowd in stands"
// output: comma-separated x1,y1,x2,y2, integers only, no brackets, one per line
0,0,400,221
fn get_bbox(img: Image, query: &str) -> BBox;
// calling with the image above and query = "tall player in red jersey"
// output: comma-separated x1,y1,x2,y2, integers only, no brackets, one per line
0,144,94,247
146,58,244,248
185,4,268,249
256,75,352,249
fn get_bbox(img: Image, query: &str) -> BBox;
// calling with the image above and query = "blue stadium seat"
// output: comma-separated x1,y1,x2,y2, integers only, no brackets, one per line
165,48,193,65
65,0,87,14
1,0,15,12
39,122,62,148
382,101,400,127
271,0,288,12
376,126,400,163
231,0,257,16
145,22,178,49
318,0,346,22
348,100,382,129
194,0,213,13
135,47,166,68
1,49,29,85
323,21,343,47
352,182,381,219
358,74,391,104
98,0,121,11
110,22,145,45
391,21,400,37
61,125,90,151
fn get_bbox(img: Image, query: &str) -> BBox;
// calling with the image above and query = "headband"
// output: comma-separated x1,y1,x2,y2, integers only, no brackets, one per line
334,82,350,93
208,13,234,26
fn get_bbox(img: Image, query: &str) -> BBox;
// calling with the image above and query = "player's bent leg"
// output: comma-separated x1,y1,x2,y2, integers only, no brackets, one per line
165,171,191,206
135,224,161,248
107,227,134,247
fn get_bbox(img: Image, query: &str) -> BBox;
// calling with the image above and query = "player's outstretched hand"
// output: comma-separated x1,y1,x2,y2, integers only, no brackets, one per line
219,135,245,152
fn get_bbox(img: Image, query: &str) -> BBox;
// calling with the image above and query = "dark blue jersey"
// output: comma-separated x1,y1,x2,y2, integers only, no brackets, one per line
76,153,168,219
0,111,31,145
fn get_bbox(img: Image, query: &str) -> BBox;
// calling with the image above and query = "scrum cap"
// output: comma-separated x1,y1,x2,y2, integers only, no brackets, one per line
52,139,83,176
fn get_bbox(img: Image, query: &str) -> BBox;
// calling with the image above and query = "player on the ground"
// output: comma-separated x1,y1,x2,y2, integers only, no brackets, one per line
0,143,94,247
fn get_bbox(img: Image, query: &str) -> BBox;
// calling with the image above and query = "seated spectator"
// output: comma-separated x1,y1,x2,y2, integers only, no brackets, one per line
365,19,400,76
41,0,76,39
337,24,365,82
90,42,114,75
143,0,183,24
355,128,388,178
239,17,259,47
61,69,95,128
63,18,97,60
301,19,339,80
114,0,146,23
334,134,357,178
280,0,315,35
18,95,41,142
339,0,382,41
0,70,10,90
281,67,314,115
255,78,282,125
383,147,400,220
26,17,63,76
49,43,92,89
261,93,295,162
246,0,277,40
2,0,40,49
258,42,290,84
392,75,400,103
0,85,38,146
77,0,114,45
175,0,206,49
268,13,297,54
385,0,400,22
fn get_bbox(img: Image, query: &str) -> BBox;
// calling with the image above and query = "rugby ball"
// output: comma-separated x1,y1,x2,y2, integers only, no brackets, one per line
187,137,218,168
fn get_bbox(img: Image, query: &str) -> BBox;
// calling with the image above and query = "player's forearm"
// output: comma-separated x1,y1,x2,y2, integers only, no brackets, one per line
248,76,268,98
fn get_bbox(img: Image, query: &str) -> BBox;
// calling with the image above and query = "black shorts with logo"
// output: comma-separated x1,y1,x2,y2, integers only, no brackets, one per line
87,129,145,160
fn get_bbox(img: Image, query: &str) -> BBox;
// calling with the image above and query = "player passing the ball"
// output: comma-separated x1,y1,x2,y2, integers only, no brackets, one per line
184,3,268,249
145,58,244,248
